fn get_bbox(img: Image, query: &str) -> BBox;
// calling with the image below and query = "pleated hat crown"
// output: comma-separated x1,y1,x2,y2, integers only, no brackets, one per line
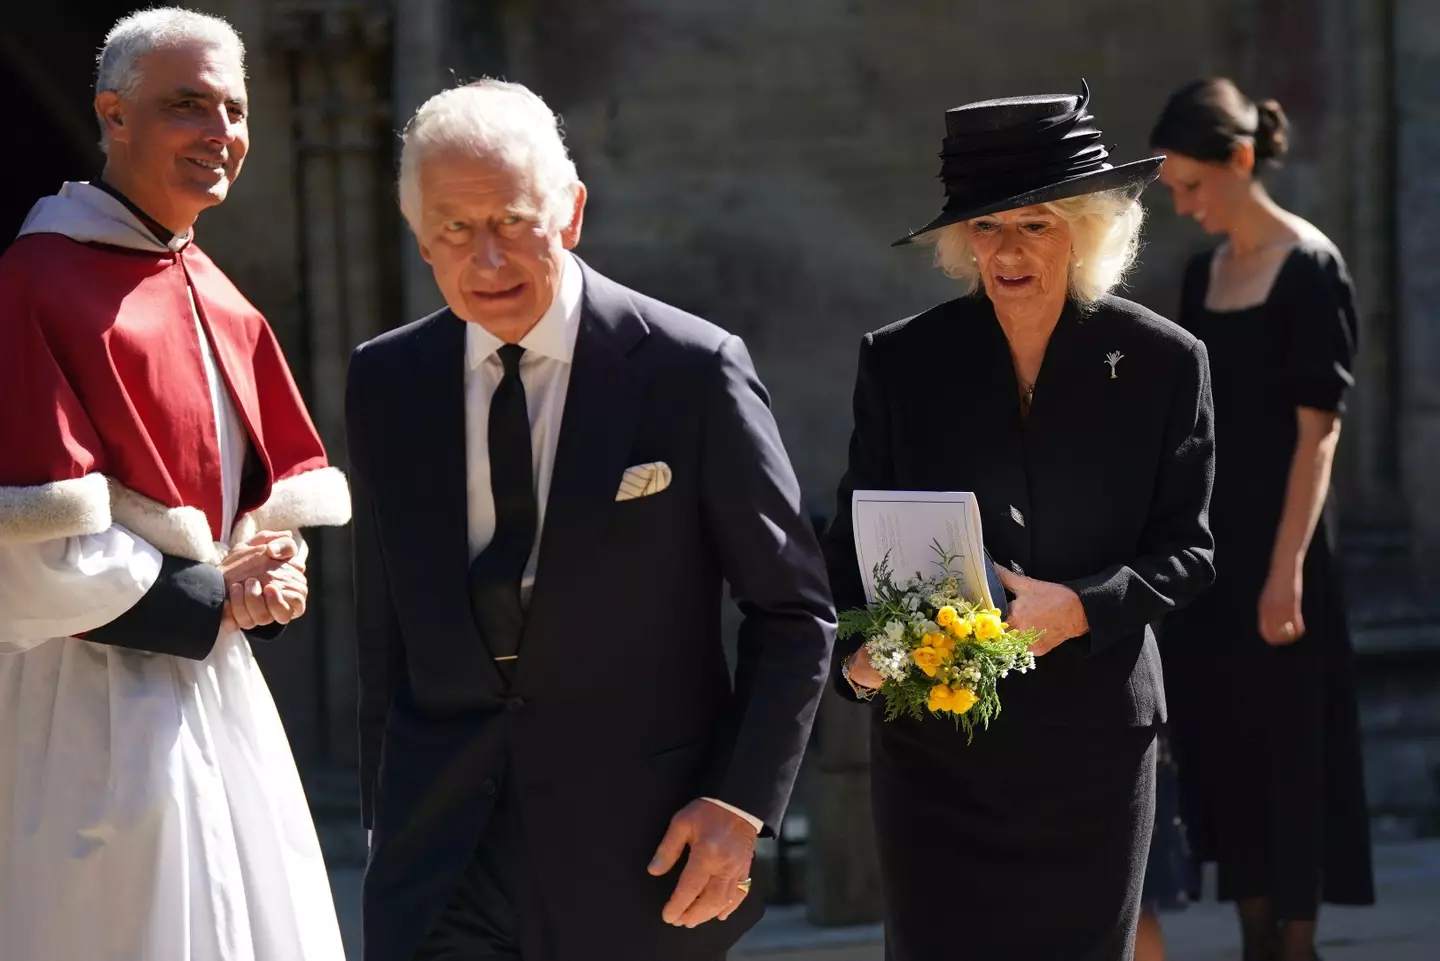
894,80,1163,245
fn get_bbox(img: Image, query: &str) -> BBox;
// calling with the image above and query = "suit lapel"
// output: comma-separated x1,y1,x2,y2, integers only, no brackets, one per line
516,262,650,682
409,310,508,701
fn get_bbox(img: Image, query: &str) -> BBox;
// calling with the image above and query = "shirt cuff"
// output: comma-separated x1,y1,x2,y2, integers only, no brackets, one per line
700,797,764,834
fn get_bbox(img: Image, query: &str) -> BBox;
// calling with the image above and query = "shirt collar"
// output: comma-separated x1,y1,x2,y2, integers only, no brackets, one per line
91,178,186,249
466,251,584,371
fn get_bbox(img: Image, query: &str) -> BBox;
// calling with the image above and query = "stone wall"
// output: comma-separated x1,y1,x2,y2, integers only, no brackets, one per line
1396,0,1440,577
499,0,1230,509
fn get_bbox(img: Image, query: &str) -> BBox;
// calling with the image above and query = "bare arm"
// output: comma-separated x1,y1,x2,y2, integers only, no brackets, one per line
1259,407,1341,644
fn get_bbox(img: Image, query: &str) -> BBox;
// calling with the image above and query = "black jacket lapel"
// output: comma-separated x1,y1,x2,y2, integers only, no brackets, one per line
409,309,508,702
516,262,650,683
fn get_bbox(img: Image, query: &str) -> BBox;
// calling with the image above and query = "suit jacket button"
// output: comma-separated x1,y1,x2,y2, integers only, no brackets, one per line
482,777,498,796
507,696,525,713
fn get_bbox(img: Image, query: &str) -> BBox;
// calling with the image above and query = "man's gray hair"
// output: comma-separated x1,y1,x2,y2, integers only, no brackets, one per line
398,80,580,234
95,7,246,149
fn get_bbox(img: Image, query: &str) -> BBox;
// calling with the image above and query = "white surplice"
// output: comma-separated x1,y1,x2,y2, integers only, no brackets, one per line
0,183,344,961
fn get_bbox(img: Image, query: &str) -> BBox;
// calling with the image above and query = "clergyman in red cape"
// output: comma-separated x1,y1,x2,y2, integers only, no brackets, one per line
0,9,349,959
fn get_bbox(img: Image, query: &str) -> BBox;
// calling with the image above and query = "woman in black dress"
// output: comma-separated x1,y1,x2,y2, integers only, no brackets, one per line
1149,79,1374,961
823,83,1217,961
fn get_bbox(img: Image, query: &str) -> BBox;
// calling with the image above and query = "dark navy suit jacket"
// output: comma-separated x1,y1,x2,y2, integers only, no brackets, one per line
346,259,835,961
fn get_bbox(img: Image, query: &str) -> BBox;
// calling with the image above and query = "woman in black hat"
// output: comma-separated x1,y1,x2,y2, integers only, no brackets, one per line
1149,78,1373,961
821,83,1217,961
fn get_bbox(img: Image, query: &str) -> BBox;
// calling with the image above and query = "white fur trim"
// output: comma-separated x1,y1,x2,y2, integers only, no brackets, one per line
0,474,113,544
108,480,223,564
231,467,352,546
0,468,350,561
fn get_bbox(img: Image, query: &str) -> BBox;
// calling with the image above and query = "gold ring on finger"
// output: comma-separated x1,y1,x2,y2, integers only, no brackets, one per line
737,877,752,895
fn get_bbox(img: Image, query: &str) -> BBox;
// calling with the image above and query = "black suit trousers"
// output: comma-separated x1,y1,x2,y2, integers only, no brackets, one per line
411,777,727,961
413,778,552,961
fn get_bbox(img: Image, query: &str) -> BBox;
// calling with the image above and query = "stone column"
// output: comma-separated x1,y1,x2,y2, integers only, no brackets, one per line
1394,0,1440,581
263,0,396,765
393,0,449,322
1338,0,1402,523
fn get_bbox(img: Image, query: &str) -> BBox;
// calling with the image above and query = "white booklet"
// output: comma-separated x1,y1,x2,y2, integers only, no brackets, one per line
851,490,998,609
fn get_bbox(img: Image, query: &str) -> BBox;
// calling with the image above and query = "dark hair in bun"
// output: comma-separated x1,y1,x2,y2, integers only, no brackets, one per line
1149,78,1289,175
1252,98,1289,165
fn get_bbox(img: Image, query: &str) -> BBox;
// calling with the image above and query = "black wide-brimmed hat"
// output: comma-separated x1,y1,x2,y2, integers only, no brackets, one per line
894,80,1163,246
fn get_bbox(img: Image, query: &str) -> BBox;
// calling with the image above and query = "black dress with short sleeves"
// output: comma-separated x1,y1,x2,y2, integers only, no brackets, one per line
1161,242,1374,920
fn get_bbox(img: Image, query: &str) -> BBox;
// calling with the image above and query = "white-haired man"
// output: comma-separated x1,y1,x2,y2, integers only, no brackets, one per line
0,9,348,960
347,80,835,961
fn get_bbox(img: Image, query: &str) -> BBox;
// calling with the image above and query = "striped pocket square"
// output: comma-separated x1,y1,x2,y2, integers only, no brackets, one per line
616,462,672,501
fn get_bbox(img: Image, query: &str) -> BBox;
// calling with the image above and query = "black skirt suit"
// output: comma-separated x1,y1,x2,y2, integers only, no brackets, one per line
822,293,1217,961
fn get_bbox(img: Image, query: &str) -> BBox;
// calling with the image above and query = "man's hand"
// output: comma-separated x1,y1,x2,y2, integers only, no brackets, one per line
648,800,758,928
219,531,310,632
994,566,1089,656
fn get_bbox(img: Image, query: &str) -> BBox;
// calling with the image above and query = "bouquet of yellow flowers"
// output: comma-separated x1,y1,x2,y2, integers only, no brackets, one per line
838,545,1042,740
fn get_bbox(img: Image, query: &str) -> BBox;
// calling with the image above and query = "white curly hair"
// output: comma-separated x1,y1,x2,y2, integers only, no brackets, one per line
925,188,1146,305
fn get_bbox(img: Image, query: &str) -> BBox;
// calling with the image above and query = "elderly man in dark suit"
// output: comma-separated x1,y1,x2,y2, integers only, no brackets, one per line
345,79,835,961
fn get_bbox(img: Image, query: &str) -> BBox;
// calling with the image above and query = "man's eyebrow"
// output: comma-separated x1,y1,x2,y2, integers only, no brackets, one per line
168,87,248,109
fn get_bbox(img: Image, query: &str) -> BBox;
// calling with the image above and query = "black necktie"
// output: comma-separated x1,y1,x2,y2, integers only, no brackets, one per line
469,344,537,668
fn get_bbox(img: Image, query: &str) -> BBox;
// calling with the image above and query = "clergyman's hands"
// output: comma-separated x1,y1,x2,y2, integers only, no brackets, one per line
219,531,310,632
648,800,758,928
994,566,1088,656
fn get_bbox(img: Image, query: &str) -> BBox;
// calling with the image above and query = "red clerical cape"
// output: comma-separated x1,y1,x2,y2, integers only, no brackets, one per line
0,224,349,562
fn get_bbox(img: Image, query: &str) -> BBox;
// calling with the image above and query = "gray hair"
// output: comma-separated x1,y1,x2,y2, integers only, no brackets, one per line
398,80,580,234
927,189,1146,305
95,7,246,150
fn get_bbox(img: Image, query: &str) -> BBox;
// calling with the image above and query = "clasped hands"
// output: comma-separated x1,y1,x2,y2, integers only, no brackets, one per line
218,530,310,633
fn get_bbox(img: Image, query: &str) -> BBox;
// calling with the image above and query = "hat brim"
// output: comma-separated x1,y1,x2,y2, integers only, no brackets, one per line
892,156,1164,246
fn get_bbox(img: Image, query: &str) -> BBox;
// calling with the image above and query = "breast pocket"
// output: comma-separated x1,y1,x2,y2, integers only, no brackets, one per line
614,460,674,501
604,486,682,564
607,457,684,526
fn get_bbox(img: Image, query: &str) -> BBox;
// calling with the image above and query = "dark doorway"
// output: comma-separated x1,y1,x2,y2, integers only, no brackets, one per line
1,1,134,249
1,56,100,249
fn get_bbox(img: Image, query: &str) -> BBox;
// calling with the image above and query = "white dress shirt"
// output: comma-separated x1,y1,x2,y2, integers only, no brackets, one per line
464,252,585,594
462,252,762,835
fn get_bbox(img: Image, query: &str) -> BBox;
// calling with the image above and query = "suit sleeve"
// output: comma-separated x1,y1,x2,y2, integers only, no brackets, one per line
1064,339,1217,651
819,334,895,698
347,349,406,831
699,335,836,835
